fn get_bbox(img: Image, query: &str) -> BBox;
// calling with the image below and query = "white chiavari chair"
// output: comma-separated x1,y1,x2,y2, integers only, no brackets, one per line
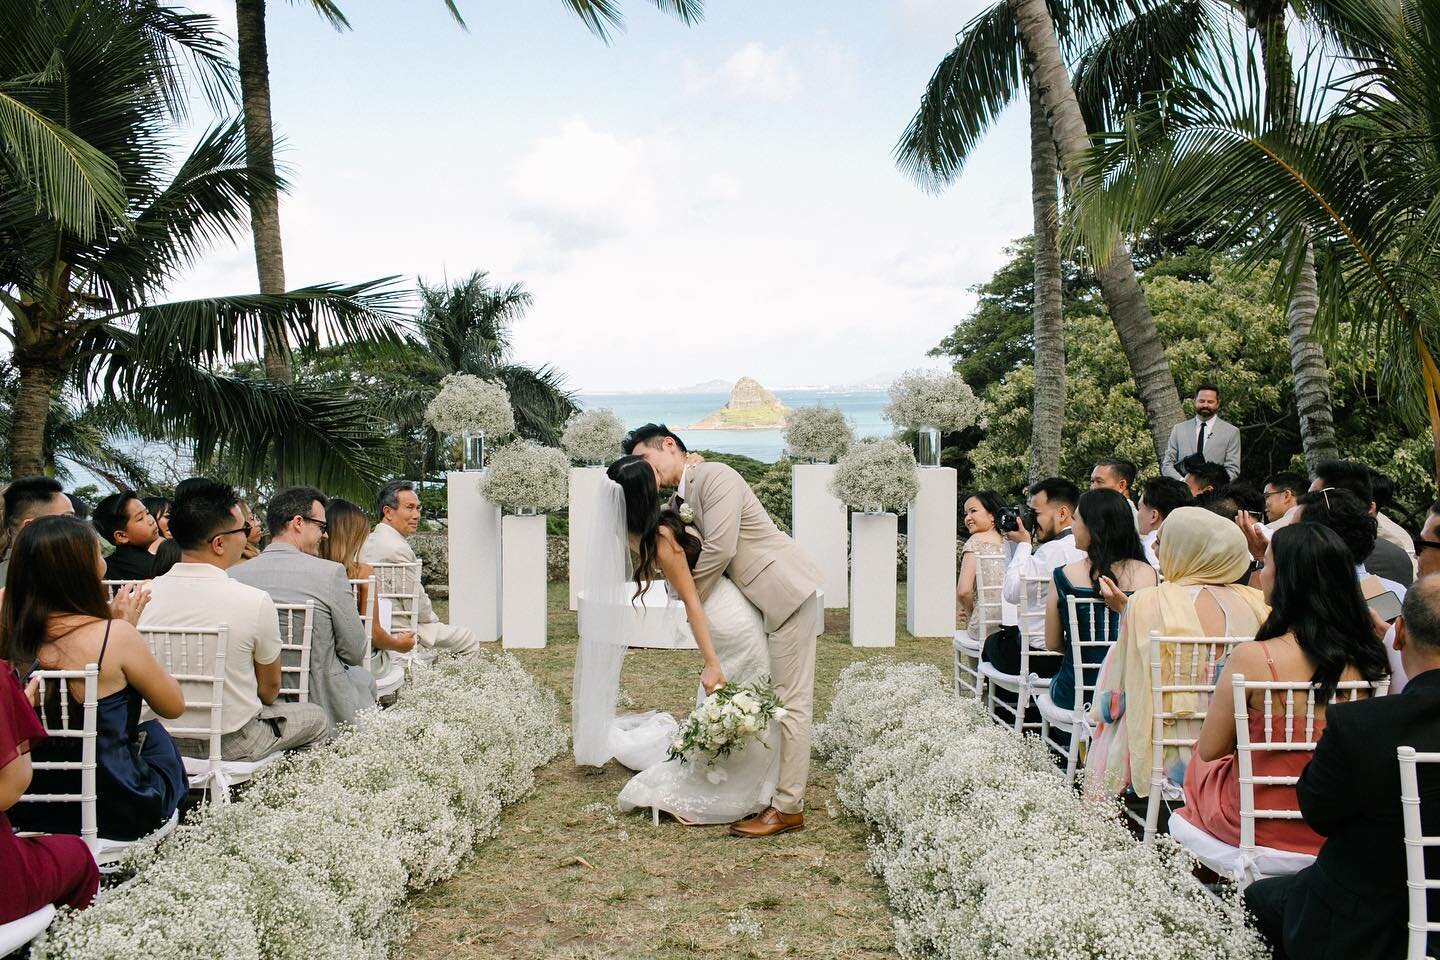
350,576,404,700
369,560,423,669
1399,745,1440,959
981,575,1061,733
274,602,315,703
1036,595,1121,785
954,551,1002,700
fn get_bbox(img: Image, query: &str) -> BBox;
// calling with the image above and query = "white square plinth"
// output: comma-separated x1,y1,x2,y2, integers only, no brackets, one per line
576,581,697,649
850,512,898,647
447,471,501,643
502,513,547,649
568,466,608,611
906,467,957,638
792,464,848,608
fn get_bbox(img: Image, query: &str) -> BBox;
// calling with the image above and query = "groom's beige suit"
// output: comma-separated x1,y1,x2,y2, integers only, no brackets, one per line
675,462,823,814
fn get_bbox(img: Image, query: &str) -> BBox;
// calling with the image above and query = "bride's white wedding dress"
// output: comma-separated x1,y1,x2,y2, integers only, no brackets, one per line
616,576,779,825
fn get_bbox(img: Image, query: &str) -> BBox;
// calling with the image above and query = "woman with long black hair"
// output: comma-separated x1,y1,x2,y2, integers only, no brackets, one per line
1174,522,1390,854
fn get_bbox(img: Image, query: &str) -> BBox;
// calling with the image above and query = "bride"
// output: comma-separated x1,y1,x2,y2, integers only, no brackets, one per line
571,455,778,826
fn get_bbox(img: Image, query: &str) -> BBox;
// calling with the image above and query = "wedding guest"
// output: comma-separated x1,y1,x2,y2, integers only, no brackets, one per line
1043,489,1157,712
1298,489,1408,601
1181,455,1230,498
1174,523,1388,857
321,498,416,686
236,499,263,562
956,491,1006,645
152,539,182,577
1195,488,1241,522
1137,477,1193,568
1246,575,1440,960
1311,460,1413,586
0,664,98,924
987,478,1085,677
2,516,187,841
142,496,172,541
1089,458,1137,501
1163,383,1241,482
140,481,327,761
231,487,376,734
1085,508,1270,800
1261,471,1307,532
1370,468,1419,573
361,480,480,659
0,477,74,581
93,490,158,581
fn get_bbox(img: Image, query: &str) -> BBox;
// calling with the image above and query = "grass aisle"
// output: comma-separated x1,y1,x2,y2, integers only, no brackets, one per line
405,583,950,960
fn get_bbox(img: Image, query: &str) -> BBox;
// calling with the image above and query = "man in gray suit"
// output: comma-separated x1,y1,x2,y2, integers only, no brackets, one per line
231,486,374,738
1162,382,1241,482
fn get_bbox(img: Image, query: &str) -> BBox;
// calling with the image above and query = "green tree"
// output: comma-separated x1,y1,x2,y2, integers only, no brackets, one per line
0,0,406,492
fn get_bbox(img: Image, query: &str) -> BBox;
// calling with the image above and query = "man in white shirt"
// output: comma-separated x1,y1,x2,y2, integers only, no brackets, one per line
361,480,480,658
1261,471,1307,534
983,478,1086,677
141,480,327,761
1089,458,1140,528
1136,476,1193,569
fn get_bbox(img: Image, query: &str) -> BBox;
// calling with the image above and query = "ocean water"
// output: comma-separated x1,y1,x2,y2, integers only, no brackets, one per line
579,389,892,462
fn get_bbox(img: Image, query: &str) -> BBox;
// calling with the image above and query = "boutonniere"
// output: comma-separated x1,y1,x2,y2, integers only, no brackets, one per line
678,503,696,525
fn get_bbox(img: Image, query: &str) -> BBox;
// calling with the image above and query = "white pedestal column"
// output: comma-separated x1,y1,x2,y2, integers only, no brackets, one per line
447,471,501,643
568,466,607,611
906,467,958,638
850,512,897,647
502,513,547,649
792,464,848,608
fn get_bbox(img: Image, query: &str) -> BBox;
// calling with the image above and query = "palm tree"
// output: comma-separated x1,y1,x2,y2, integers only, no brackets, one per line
0,0,408,493
898,0,1184,469
1074,0,1440,483
416,271,579,446
236,0,704,385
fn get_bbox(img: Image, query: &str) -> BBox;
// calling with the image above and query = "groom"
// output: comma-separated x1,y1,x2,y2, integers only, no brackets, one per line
624,424,824,837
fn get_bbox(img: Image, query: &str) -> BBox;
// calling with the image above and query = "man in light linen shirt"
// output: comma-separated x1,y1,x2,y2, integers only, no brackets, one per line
360,480,480,658
141,480,327,761
1261,471,1308,534
983,478,1086,677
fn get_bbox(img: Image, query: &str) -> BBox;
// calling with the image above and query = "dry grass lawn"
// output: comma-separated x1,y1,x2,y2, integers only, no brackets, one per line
404,583,950,960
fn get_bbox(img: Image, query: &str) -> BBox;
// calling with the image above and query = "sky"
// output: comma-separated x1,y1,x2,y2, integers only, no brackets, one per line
174,0,1033,392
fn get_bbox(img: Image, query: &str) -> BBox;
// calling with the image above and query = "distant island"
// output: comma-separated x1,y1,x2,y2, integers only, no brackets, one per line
683,377,789,430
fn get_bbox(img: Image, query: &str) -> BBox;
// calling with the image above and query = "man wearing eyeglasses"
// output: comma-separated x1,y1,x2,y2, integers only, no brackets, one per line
232,486,375,737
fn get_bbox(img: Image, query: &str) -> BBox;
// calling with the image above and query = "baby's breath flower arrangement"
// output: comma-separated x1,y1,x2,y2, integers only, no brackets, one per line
479,441,570,513
424,373,516,437
815,662,1269,960
31,656,565,960
783,405,854,463
668,679,786,765
884,369,985,432
829,438,919,513
561,408,626,465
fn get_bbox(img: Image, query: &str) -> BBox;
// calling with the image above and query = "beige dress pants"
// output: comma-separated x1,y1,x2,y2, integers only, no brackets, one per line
768,593,818,814
418,619,481,658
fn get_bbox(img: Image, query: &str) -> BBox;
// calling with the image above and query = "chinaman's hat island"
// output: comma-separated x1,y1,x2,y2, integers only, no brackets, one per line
683,377,789,430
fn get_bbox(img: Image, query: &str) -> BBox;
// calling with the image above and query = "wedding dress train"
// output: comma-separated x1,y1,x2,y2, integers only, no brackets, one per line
617,576,779,825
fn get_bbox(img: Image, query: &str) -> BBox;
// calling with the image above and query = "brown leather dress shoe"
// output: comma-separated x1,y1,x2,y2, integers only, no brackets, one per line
729,806,804,838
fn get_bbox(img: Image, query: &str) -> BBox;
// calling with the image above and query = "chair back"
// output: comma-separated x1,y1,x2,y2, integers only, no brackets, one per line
102,579,144,601
1063,594,1122,717
13,665,99,853
1018,574,1062,678
349,576,377,670
971,551,1005,641
141,624,228,767
370,561,422,634
274,602,315,703
1399,745,1440,960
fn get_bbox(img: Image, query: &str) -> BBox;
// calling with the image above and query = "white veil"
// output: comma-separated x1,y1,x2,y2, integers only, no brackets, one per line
572,478,633,767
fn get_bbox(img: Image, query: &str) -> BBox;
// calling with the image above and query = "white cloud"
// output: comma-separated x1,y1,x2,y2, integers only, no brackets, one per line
717,42,802,101
682,40,855,103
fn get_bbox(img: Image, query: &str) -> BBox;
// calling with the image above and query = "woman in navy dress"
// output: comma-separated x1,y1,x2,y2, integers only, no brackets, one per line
2,516,186,842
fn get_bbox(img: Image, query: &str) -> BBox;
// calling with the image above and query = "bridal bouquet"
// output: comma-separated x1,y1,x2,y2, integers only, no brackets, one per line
667,680,786,765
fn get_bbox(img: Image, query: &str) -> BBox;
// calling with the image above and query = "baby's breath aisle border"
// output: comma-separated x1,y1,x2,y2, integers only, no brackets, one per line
814,662,1269,960
34,655,566,960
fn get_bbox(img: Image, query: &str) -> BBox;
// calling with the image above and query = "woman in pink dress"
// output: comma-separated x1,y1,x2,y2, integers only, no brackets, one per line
1176,522,1390,853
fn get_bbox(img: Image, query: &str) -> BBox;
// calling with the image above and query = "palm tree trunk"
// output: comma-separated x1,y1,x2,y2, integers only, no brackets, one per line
235,0,292,385
1028,81,1064,482
1256,8,1338,473
1008,0,1183,466
9,360,61,478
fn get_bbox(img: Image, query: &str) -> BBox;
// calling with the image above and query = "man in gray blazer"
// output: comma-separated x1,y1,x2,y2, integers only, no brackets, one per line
1162,382,1241,481
231,486,374,738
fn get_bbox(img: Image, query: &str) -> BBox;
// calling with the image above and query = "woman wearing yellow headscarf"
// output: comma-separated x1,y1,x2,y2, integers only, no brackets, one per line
1084,507,1270,801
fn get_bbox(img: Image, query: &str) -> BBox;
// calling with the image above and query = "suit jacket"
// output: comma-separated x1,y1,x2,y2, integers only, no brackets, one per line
1161,415,1240,481
673,462,822,632
1367,537,1415,588
359,522,437,625
1279,668,1440,958
104,544,156,581
230,542,371,736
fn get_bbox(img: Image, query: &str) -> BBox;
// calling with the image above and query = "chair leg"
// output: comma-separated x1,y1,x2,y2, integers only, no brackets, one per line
1143,786,1162,843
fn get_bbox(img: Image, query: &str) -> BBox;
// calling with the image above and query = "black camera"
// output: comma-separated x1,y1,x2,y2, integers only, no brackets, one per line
997,504,1034,533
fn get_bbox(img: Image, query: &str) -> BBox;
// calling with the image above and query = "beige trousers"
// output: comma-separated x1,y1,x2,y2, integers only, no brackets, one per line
768,593,818,814
418,619,482,658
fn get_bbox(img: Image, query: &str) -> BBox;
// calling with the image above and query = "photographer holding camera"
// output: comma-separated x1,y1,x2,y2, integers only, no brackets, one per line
981,478,1086,676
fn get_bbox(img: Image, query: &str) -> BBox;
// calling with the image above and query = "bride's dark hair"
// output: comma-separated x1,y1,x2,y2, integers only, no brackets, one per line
607,455,701,601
